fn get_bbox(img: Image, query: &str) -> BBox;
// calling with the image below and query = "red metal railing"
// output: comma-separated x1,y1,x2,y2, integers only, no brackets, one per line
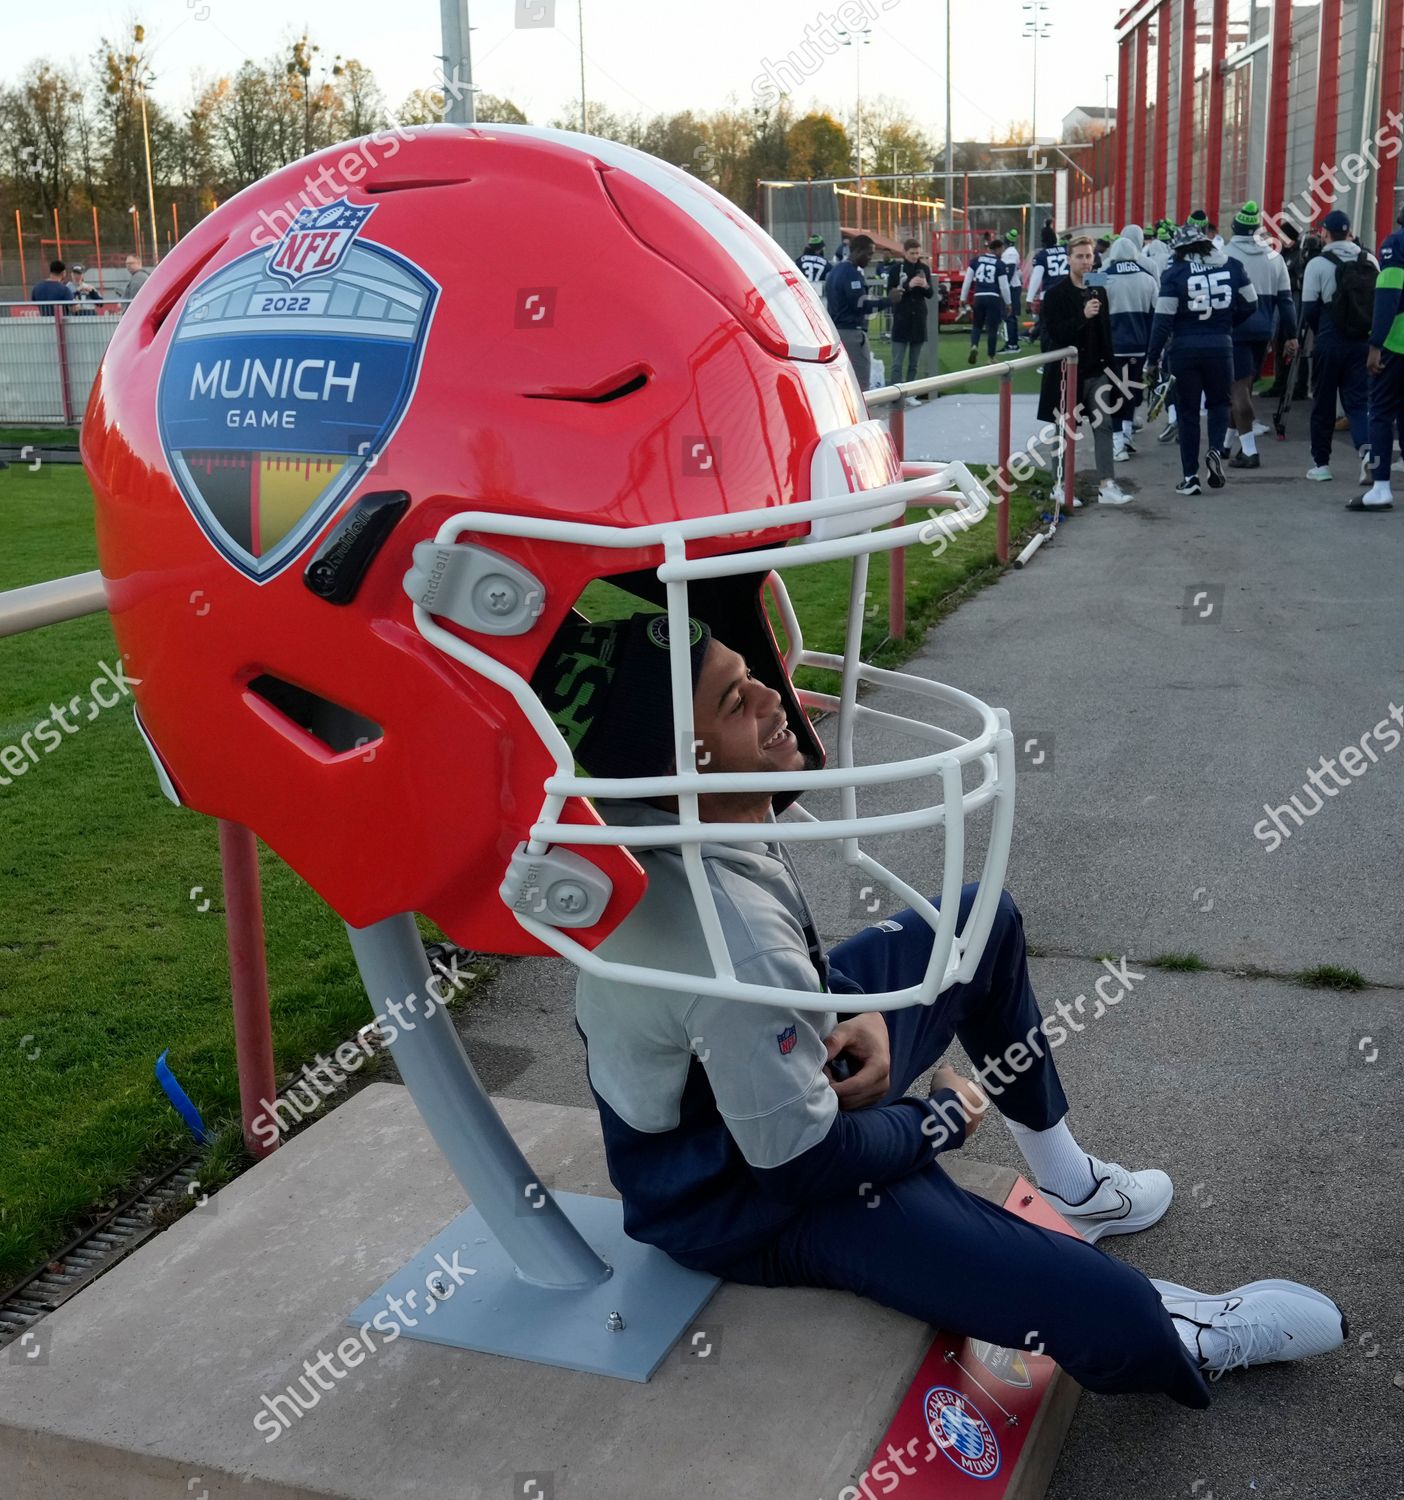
866,344,1083,640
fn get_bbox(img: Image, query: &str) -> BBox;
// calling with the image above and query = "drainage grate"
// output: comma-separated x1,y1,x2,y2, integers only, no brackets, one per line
0,1159,202,1351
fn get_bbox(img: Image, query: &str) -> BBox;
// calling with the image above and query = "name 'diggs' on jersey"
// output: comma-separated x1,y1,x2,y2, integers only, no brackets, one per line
156,198,439,582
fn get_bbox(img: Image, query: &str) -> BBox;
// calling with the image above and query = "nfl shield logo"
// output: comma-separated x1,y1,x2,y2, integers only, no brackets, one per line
267,199,376,287
777,1025,797,1055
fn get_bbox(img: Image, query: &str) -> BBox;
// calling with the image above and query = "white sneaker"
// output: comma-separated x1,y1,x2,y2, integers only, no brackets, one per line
904,396,921,408
1113,446,1131,462
1252,420,1270,436
1097,480,1132,505
1042,1155,1172,1242
1305,465,1334,481
1152,1277,1346,1380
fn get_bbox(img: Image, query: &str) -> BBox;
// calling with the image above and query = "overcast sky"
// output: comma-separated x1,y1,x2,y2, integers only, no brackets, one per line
4,0,1125,145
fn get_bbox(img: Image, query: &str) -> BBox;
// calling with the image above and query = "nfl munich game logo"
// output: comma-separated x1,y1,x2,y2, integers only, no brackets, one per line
155,198,438,583
267,199,376,287
923,1386,1001,1480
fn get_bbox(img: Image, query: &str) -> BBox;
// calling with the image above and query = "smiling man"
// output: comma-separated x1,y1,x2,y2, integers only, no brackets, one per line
531,609,1345,1406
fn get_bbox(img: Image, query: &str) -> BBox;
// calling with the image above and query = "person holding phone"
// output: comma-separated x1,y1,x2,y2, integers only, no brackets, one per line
1034,236,1131,505
886,238,935,396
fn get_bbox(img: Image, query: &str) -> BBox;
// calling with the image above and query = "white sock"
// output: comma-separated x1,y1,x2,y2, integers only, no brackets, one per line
1240,431,1258,456
1122,420,1134,438
1004,1117,1098,1202
1367,481,1394,503
1166,404,1177,424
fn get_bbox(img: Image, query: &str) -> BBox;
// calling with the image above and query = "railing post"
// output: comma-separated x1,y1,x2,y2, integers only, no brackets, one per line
53,305,75,426
888,397,907,641
996,374,1012,564
1061,353,1079,516
218,820,279,1158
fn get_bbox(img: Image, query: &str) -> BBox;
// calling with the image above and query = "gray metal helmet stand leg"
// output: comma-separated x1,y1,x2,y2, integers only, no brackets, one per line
343,913,717,1381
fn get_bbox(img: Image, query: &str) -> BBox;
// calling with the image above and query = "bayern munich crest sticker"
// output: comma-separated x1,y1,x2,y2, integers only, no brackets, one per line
156,198,439,583
923,1386,1001,1480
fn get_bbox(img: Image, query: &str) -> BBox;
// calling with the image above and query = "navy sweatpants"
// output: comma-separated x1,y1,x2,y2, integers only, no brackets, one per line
1368,349,1404,484
1005,287,1023,347
970,299,1003,357
688,886,1212,1408
1310,333,1371,466
1170,343,1233,479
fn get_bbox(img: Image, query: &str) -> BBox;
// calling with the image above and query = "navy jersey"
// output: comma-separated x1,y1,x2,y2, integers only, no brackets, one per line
797,250,829,284
1029,245,1070,299
1372,224,1404,353
1146,254,1258,364
963,252,1009,300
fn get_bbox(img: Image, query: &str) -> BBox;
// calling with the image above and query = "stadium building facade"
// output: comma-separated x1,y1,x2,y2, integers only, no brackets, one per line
1074,0,1404,249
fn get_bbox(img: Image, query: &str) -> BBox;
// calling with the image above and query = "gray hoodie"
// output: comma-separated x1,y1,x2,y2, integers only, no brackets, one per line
1102,236,1160,355
1224,233,1296,343
1119,223,1160,277
1301,238,1377,339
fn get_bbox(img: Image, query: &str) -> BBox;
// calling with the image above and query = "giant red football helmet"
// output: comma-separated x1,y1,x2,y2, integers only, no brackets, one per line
84,124,1013,1009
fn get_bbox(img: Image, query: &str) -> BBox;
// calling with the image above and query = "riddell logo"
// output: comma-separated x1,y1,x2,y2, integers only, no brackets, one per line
268,199,376,288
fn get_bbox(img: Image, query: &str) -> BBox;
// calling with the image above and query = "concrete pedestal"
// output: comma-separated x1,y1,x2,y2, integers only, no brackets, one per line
0,1083,1078,1500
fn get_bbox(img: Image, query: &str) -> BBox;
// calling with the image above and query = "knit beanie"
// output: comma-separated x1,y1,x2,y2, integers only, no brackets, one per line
532,612,713,779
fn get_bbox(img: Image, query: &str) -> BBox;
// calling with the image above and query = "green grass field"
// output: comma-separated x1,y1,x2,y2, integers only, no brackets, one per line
0,454,1045,1293
870,325,1047,398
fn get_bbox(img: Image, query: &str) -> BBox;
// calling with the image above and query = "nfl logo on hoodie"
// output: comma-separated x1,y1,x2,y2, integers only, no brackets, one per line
776,1025,798,1055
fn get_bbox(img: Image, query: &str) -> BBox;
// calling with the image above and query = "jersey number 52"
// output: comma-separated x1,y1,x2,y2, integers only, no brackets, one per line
1186,270,1233,319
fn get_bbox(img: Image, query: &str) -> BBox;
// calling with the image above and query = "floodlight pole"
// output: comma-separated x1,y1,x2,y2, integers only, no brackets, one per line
440,0,476,124
945,0,954,233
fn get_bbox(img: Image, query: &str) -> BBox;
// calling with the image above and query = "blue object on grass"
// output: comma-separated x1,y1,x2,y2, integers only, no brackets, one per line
156,1049,210,1144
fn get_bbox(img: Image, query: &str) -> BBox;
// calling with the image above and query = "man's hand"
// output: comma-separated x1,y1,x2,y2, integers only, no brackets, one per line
1368,345,1385,377
823,1012,891,1110
1283,338,1299,362
1082,297,1102,319
928,1064,988,1141
1143,363,1160,387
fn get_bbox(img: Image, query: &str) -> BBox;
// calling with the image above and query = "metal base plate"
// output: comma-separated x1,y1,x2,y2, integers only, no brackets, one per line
348,1191,718,1382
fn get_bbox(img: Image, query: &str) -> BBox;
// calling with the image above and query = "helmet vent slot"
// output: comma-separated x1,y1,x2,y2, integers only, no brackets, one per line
526,368,649,404
143,237,229,344
361,177,473,194
245,674,382,758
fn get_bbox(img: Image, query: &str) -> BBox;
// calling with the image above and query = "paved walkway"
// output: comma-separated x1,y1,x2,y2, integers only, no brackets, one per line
449,401,1403,1500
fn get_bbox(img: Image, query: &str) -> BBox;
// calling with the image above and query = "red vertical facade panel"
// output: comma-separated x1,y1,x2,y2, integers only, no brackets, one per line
1312,0,1344,207
1152,6,1172,220
1261,0,1294,221
1204,0,1228,223
1132,20,1150,222
1115,35,1132,227
1176,0,1197,221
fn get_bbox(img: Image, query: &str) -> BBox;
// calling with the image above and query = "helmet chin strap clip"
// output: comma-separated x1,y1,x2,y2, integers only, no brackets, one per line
499,845,613,928
403,542,545,636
